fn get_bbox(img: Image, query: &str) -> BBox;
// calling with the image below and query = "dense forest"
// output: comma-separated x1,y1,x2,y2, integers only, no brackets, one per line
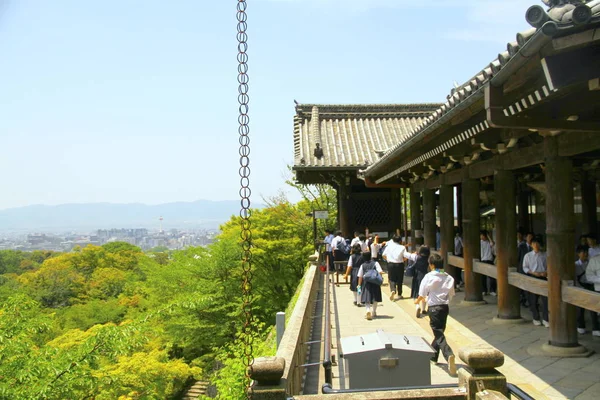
0,188,336,400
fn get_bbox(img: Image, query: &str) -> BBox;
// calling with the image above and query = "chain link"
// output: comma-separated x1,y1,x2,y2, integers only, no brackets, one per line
237,0,254,397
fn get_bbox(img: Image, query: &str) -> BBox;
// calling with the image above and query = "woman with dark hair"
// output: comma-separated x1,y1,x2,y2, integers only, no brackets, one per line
344,243,364,306
357,251,383,320
407,245,431,318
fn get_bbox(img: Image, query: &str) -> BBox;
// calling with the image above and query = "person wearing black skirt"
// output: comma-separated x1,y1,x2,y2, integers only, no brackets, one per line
344,244,364,306
407,246,431,318
357,251,383,320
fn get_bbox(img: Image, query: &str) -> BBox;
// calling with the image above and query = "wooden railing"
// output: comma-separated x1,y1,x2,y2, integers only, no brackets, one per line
275,256,321,396
446,254,600,311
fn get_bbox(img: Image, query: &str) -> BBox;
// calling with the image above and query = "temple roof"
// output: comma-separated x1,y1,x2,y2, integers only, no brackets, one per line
292,103,441,170
363,0,600,180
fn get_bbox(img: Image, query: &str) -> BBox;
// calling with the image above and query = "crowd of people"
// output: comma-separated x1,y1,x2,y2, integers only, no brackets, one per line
322,225,600,368
324,230,457,376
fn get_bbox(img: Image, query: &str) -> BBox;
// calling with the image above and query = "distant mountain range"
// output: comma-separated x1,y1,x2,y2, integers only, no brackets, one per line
0,200,259,233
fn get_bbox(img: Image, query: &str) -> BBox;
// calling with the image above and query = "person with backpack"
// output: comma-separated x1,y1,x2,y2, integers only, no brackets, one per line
357,251,383,320
406,246,431,318
415,253,457,377
344,243,365,306
331,231,349,271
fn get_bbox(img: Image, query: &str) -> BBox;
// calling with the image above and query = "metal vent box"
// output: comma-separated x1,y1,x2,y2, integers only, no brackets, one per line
340,329,435,390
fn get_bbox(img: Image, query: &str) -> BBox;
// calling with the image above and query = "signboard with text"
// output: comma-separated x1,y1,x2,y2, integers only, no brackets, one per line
314,211,329,219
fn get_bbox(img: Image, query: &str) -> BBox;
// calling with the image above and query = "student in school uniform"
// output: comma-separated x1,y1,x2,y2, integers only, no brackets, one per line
522,237,549,327
415,253,457,377
382,235,408,300
480,230,496,296
575,245,600,336
344,244,364,307
406,246,431,318
357,251,383,321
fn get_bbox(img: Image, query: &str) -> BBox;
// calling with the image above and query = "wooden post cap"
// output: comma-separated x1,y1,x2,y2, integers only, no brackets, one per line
249,357,285,385
459,346,504,371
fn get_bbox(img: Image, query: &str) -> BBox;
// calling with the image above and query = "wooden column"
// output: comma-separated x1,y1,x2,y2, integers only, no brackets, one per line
457,184,463,233
402,188,409,243
391,189,402,234
440,185,456,278
463,178,483,302
494,170,521,320
518,185,530,232
581,171,598,236
410,188,423,245
338,184,352,238
423,188,437,248
544,136,578,348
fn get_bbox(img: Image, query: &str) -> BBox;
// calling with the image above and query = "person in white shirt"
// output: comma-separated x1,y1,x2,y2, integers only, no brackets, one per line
382,235,408,300
585,234,600,258
585,246,600,337
324,229,335,271
350,231,361,247
370,234,381,261
480,230,496,296
358,234,369,253
344,244,364,306
357,251,383,320
331,231,347,270
575,245,599,335
522,237,549,327
415,253,456,377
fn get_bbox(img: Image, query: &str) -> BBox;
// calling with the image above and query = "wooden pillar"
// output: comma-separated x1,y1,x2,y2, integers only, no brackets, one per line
391,189,402,234
410,188,423,245
440,185,456,279
463,178,483,302
423,188,437,248
544,136,578,348
494,170,521,320
518,185,530,232
338,184,352,238
402,188,409,243
457,184,463,233
581,171,597,236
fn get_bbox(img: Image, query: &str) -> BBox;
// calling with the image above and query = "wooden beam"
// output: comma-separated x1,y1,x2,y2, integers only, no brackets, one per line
396,130,600,189
508,272,548,297
485,84,600,132
474,260,497,279
562,283,600,314
448,255,465,270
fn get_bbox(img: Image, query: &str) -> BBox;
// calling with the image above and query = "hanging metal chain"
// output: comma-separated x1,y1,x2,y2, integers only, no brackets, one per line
237,0,254,396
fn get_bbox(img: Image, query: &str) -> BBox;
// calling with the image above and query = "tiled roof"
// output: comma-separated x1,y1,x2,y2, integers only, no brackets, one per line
363,0,600,179
293,104,441,169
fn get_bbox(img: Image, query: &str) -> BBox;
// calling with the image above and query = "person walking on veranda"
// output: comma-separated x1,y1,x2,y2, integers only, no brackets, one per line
324,229,335,271
344,243,365,306
357,251,383,320
382,235,408,300
406,245,431,318
415,253,457,377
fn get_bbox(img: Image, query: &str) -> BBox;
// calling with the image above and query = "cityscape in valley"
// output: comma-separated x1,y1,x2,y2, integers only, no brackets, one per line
0,226,217,252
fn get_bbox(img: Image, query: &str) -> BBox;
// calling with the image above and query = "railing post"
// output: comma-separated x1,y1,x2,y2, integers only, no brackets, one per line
458,346,507,400
276,312,285,349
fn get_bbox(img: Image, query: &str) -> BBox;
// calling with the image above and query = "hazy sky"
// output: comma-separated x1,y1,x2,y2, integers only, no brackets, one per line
0,0,532,210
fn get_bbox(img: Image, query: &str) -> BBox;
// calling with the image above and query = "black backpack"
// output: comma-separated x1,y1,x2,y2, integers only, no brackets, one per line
336,238,351,255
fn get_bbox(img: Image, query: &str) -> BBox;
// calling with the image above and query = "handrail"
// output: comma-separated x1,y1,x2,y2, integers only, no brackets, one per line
321,383,459,394
323,257,332,384
507,383,535,400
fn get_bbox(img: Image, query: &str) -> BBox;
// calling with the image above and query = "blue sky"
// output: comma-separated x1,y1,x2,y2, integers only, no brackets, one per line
0,0,532,210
